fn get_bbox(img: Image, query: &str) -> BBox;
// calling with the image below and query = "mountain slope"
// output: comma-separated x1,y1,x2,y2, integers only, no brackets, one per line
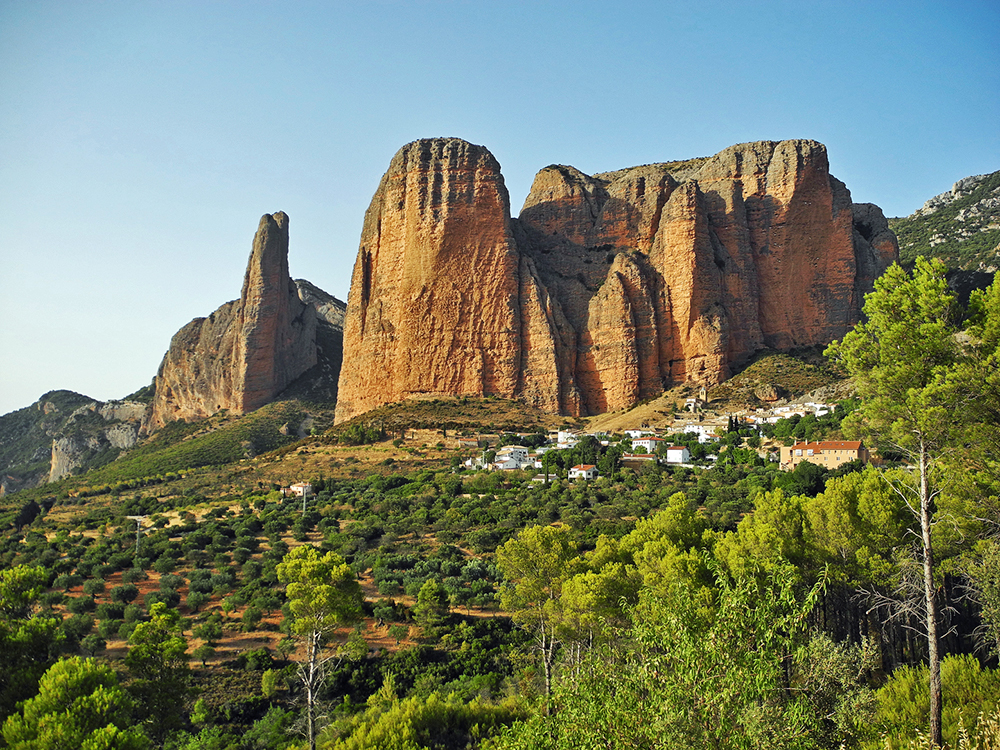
891,170,1000,271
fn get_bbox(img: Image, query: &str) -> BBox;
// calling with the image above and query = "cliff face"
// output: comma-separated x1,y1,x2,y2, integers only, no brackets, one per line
336,138,899,421
334,139,527,422
149,212,320,429
0,391,147,493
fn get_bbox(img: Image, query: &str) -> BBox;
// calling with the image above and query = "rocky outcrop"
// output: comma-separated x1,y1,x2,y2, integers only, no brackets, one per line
148,212,320,429
335,140,525,422
891,170,1000,272
336,137,899,420
0,391,150,490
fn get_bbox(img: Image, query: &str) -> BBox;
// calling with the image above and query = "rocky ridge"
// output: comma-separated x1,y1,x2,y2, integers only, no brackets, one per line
891,170,1000,272
148,212,345,431
0,392,147,492
335,137,897,422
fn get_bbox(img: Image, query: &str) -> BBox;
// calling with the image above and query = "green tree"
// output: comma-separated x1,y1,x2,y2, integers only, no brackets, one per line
965,539,1000,660
714,488,811,580
826,257,963,747
0,565,65,720
124,601,191,743
1,656,149,749
276,545,363,750
495,524,578,703
803,466,910,587
412,580,450,638
493,563,860,750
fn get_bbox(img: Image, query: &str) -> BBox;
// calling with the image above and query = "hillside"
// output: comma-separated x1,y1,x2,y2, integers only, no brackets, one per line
0,391,146,495
890,170,1000,271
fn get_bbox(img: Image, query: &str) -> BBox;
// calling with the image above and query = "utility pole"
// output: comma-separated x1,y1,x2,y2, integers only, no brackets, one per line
126,515,148,565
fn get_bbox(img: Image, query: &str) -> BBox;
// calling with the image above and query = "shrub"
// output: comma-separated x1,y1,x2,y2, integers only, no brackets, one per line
871,654,1000,749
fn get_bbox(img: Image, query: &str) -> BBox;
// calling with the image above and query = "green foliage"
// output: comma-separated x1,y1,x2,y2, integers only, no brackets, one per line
869,655,1000,749
79,400,308,487
496,524,578,697
1,656,149,749
412,580,451,637
804,467,911,586
890,171,1000,270
335,423,386,446
277,544,364,750
715,488,811,579
277,545,363,640
124,601,191,743
493,564,869,750
0,565,65,720
320,689,523,750
966,539,1000,659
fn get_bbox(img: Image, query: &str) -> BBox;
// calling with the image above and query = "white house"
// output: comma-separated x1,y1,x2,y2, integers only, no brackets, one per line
496,445,531,465
284,482,313,498
557,430,581,449
568,464,599,481
663,445,691,464
632,436,667,454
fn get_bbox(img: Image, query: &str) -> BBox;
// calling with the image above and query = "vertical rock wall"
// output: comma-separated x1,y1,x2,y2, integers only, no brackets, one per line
335,137,899,421
148,212,317,429
334,139,526,423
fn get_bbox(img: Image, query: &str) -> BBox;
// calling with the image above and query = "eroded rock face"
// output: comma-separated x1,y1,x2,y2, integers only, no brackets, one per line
149,212,317,429
334,139,525,422
336,138,899,420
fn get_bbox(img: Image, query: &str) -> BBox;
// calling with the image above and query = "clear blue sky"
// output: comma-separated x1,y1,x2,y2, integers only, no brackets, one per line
2,0,998,416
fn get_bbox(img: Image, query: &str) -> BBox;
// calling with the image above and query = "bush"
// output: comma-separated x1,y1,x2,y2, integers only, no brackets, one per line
66,595,96,614
121,568,148,584
110,583,139,604
870,654,1000,749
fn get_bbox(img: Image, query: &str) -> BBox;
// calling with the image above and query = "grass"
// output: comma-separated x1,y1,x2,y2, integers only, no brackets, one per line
707,347,846,409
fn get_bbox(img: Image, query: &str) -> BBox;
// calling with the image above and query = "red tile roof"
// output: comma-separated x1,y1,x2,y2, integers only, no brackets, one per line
791,441,863,451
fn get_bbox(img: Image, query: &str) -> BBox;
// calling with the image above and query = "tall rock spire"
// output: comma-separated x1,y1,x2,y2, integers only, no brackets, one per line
334,139,528,423
148,212,317,430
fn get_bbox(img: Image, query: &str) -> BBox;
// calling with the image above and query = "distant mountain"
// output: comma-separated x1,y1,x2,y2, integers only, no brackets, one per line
0,391,146,494
890,171,1000,271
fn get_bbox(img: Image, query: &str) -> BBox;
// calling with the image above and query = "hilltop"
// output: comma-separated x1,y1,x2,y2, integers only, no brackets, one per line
891,170,1000,272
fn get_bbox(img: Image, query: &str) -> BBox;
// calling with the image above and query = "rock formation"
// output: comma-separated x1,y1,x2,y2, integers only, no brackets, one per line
0,392,147,492
336,137,898,422
149,212,325,429
334,140,526,422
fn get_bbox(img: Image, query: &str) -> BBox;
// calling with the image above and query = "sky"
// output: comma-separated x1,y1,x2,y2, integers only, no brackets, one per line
1,0,998,417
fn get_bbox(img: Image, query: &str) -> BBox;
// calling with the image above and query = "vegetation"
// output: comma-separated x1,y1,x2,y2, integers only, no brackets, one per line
2,258,1000,748
890,171,1000,271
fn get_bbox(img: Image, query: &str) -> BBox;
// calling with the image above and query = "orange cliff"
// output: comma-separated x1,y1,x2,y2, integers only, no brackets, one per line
334,138,898,423
148,212,321,430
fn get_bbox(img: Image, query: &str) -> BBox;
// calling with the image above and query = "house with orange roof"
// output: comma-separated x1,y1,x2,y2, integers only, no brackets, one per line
568,464,599,481
779,441,869,471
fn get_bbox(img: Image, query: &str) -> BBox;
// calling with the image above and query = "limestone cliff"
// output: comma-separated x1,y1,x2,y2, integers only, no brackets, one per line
0,391,147,492
336,138,898,420
149,212,320,429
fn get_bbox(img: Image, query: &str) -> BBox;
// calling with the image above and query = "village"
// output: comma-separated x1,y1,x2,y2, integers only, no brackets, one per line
445,390,871,483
